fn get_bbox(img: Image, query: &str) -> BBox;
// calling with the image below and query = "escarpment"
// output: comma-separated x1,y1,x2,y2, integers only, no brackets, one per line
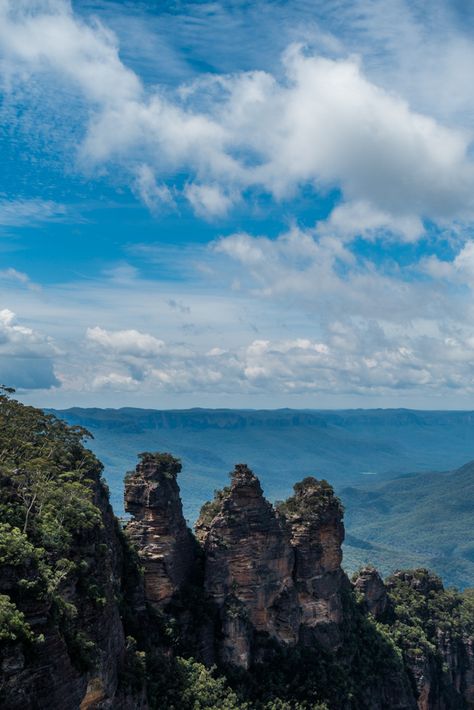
0,397,146,709
140,460,474,708
1,389,473,710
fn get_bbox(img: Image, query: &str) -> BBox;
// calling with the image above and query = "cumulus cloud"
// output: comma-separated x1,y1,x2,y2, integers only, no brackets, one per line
3,1,474,404
74,320,474,396
184,183,234,218
0,308,59,390
2,1,474,229
319,200,424,242
86,326,165,357
422,240,474,284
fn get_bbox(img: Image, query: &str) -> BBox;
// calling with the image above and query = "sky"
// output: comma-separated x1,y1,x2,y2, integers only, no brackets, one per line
2,0,474,409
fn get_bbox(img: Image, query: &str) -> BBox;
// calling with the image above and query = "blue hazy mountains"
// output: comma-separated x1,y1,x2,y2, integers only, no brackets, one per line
50,407,474,588
342,460,474,589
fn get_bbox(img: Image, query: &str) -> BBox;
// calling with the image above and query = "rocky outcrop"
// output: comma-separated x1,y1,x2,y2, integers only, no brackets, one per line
379,570,474,710
353,565,390,620
124,453,196,609
0,473,145,710
2,432,474,710
195,467,348,666
196,464,298,667
279,476,347,648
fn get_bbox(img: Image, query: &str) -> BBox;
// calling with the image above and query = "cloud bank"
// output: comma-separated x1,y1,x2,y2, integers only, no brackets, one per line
2,0,474,406
1,0,474,236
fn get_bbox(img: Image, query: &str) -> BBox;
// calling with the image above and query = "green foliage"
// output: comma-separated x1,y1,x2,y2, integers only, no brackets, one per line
119,636,147,692
0,387,103,553
342,461,474,589
0,387,110,666
385,569,473,646
0,594,35,644
277,477,343,521
174,658,245,710
371,569,474,703
197,486,231,528
0,523,39,566
63,630,97,672
138,451,182,478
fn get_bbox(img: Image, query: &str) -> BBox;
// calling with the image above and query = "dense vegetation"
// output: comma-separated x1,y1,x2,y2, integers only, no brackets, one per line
0,385,109,668
342,462,474,588
1,389,473,709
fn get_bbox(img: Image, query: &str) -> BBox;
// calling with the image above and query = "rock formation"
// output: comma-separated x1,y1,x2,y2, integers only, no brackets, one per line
195,467,348,666
279,476,347,648
196,464,298,667
124,452,196,609
392,571,474,710
0,470,143,710
1,414,473,710
353,565,390,620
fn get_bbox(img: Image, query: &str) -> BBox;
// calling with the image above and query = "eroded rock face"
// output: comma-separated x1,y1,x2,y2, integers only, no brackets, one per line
279,477,347,648
353,566,390,620
196,464,298,667
0,474,145,710
196,467,348,667
124,453,196,609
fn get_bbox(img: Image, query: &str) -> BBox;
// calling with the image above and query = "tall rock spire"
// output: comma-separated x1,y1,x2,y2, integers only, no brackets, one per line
196,464,298,668
277,476,347,648
124,452,196,608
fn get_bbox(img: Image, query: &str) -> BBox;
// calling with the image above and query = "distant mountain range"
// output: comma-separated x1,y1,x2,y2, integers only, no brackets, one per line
342,460,474,589
50,407,474,588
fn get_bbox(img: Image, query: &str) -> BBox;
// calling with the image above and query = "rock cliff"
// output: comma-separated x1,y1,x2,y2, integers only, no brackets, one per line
1,388,473,710
278,476,348,648
196,464,298,667
124,452,196,609
353,566,391,620
0,458,144,710
195,469,350,667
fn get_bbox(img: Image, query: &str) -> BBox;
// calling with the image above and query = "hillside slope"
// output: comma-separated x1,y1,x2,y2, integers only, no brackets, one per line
342,461,474,589
50,407,474,521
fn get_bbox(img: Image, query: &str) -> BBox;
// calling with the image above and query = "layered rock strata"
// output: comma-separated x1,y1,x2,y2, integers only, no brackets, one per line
196,464,298,667
195,467,347,666
280,476,347,648
353,565,390,620
124,453,196,609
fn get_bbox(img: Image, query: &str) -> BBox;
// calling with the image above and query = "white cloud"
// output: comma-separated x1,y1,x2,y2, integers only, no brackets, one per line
2,252,474,402
86,326,165,357
319,200,424,242
71,322,474,396
454,241,474,283
0,268,41,292
133,164,175,212
184,183,233,218
422,240,474,284
0,308,58,389
91,372,140,391
0,198,66,228
2,2,474,228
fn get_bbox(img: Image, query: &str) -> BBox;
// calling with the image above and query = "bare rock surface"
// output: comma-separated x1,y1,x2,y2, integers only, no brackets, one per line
124,452,196,609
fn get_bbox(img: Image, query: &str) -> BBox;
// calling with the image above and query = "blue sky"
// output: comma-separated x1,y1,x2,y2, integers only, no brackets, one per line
2,0,474,408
